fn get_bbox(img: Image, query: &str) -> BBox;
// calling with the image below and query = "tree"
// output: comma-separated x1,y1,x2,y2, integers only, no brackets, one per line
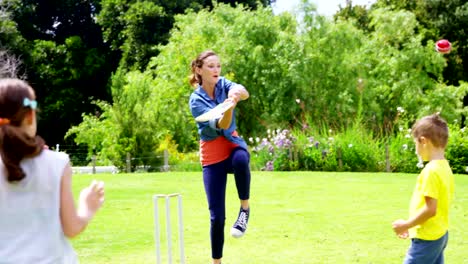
70,3,299,164
98,0,275,71
370,0,468,83
334,0,371,31
69,3,466,162
0,0,26,78
12,0,103,45
0,50,23,79
371,0,468,123
419,0,468,85
2,0,117,151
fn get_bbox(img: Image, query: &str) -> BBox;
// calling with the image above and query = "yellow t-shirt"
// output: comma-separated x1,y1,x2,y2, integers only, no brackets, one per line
408,159,454,240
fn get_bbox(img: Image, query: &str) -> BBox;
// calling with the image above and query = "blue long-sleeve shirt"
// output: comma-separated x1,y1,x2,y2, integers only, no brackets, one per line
189,77,247,150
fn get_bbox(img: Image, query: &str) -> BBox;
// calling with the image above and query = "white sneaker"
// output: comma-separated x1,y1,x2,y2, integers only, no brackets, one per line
230,207,249,238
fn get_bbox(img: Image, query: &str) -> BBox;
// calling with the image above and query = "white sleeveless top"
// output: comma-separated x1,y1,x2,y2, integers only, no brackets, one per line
0,150,78,264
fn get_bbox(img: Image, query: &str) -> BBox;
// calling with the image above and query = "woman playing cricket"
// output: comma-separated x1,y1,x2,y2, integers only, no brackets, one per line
188,50,251,264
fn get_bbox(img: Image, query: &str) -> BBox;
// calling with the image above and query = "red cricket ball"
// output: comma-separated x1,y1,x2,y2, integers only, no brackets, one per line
435,39,452,54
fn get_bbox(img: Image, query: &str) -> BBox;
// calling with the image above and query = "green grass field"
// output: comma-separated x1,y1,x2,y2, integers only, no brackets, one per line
71,171,468,264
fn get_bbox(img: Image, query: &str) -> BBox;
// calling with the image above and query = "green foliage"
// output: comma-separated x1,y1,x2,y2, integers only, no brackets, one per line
146,3,304,140
374,0,468,85
98,0,272,71
270,130,298,171
0,0,24,48
387,127,420,173
115,1,168,70
65,101,117,166
67,3,468,173
359,9,445,134
156,135,201,172
423,82,468,122
0,0,27,78
249,121,468,174
250,126,384,172
151,4,447,146
336,4,468,131
11,0,103,43
26,36,110,147
1,0,115,150
108,70,165,170
332,125,384,172
446,124,468,174
383,106,419,173
301,136,338,171
67,70,166,170
334,0,371,31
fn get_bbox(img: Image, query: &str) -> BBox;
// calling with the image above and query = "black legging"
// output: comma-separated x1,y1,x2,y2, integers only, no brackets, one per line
202,147,251,259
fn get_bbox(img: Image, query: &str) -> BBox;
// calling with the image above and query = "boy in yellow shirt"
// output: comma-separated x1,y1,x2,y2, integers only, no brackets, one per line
392,114,455,264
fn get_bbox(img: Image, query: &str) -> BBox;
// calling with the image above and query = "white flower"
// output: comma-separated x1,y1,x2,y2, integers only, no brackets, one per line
296,99,301,104
399,126,403,131
402,144,408,150
255,137,260,143
348,144,353,148
328,137,334,141
267,129,271,135
397,106,405,113
465,166,468,173
407,129,412,133
329,129,333,133
249,137,254,143
405,134,411,138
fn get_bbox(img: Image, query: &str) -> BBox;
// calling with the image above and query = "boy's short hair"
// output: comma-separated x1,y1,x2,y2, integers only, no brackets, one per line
412,113,449,148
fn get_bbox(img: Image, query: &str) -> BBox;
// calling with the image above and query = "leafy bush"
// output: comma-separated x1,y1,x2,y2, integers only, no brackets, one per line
249,121,468,174
385,107,420,173
251,126,384,172
169,152,202,172
446,124,468,174
333,127,384,172
300,136,338,171
387,127,420,173
250,129,298,171
67,4,468,173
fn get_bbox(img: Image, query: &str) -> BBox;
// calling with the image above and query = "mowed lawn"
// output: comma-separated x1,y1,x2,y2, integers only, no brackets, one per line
71,171,468,264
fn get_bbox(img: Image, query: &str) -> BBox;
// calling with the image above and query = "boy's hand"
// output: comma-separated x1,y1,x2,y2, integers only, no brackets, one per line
392,219,409,239
397,231,409,239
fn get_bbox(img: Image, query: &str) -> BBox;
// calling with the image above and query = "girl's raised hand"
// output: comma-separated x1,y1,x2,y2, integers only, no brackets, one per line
78,180,105,220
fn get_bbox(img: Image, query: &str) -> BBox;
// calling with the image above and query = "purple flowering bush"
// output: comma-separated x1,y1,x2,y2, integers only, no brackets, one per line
251,127,384,172
249,115,468,173
299,135,338,171
249,129,298,171
250,129,340,171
